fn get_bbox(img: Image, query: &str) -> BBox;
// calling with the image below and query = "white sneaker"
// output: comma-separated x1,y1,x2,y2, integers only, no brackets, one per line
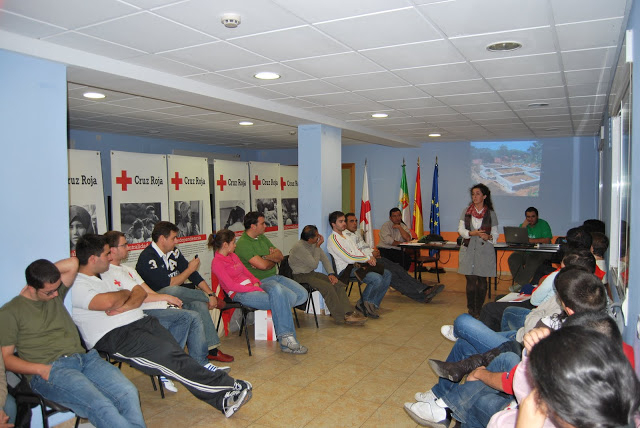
403,401,450,428
204,363,231,373
414,389,437,403
509,283,522,293
440,325,457,342
280,335,308,354
159,376,178,393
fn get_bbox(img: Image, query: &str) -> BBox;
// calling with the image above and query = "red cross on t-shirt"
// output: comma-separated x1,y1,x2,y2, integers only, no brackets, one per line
171,171,183,191
115,170,132,191
217,175,226,191
114,280,121,287
252,175,261,190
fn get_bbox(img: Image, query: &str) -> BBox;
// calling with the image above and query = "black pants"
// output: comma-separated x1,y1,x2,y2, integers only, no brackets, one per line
379,248,411,270
377,257,428,302
95,316,234,411
479,300,536,332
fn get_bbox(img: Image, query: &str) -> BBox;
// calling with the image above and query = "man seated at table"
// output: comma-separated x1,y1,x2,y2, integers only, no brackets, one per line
507,207,552,292
377,208,413,270
344,213,444,303
0,257,145,428
72,234,252,418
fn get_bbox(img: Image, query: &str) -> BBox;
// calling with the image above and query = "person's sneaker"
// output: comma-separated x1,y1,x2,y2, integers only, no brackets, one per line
159,376,178,393
414,389,437,403
424,284,445,303
280,335,308,354
203,363,231,373
363,301,380,319
440,325,457,342
509,283,522,293
223,388,252,418
344,311,367,325
403,401,450,428
233,379,253,391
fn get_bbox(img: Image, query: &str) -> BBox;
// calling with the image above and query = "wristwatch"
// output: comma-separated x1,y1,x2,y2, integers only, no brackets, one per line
208,293,215,297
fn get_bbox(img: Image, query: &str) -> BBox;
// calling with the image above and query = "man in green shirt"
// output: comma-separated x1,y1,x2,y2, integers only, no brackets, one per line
508,207,553,290
0,258,145,427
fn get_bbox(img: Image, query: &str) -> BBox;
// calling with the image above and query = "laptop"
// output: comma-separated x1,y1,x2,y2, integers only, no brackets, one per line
503,226,534,247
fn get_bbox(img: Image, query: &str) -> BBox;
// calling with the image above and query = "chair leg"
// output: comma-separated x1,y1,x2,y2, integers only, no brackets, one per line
309,292,318,328
435,258,441,282
157,376,165,399
293,306,301,328
357,282,363,298
74,416,80,428
40,403,50,428
151,376,157,391
347,282,353,296
242,310,252,356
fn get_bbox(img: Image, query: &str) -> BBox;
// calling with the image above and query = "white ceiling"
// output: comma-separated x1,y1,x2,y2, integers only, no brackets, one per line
0,0,631,148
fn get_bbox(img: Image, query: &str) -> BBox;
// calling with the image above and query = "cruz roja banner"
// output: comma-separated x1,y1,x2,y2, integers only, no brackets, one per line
213,159,250,237
111,151,168,268
280,165,298,255
249,161,284,250
68,149,107,256
167,154,214,285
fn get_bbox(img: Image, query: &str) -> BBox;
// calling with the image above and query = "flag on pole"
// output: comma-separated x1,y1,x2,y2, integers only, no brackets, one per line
412,158,424,238
429,158,440,256
359,161,374,247
398,161,411,226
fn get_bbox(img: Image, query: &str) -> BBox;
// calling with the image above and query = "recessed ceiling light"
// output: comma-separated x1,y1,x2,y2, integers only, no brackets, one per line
371,113,388,118
486,41,522,52
83,92,105,99
429,133,441,137
239,121,254,126
527,102,550,108
254,72,280,80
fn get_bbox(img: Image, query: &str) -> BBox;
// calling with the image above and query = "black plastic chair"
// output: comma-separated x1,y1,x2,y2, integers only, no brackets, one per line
278,255,319,328
329,254,363,298
214,286,257,356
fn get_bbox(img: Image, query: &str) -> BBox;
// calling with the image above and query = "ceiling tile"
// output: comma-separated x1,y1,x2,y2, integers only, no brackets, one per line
399,106,459,117
452,102,511,113
235,86,289,99
393,62,480,85
418,79,494,96
316,8,440,50
472,53,561,78
361,40,463,70
436,92,502,105
561,47,617,71
464,110,518,120
516,107,570,117
186,73,249,90
271,97,320,108
380,97,443,109
284,52,383,78
44,31,145,59
324,72,410,91
550,0,627,24
564,68,611,86
508,97,568,110
272,0,411,23
262,79,343,97
569,95,607,107
230,26,349,62
80,12,214,53
486,72,564,91
567,83,608,98
160,41,271,72
419,0,551,37
555,18,623,51
217,63,313,85
499,86,566,102
0,11,66,38
355,86,430,102
125,54,208,76
108,97,176,110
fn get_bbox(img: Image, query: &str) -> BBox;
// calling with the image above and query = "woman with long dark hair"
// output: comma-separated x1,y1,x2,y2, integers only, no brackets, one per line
457,184,498,318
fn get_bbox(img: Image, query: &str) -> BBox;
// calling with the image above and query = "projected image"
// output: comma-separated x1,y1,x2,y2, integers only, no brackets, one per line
470,141,542,196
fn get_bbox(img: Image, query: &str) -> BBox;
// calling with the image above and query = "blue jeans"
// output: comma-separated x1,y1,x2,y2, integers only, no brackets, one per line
440,352,520,428
144,308,208,366
29,350,145,428
362,269,392,307
3,393,16,424
156,286,220,349
453,314,517,353
233,275,307,348
501,307,531,332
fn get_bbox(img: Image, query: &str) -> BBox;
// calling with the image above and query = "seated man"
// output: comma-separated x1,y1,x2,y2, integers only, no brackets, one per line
377,207,413,270
104,231,228,393
288,225,366,325
72,235,251,418
1,342,16,427
135,221,233,363
233,212,308,328
405,268,607,428
0,258,145,428
507,207,552,292
591,231,609,282
327,211,391,319
344,212,444,303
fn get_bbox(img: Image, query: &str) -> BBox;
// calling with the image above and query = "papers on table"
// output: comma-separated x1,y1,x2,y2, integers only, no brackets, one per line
497,292,531,303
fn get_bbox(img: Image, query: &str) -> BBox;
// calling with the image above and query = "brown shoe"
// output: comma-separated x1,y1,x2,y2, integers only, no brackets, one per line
344,312,367,325
363,301,380,317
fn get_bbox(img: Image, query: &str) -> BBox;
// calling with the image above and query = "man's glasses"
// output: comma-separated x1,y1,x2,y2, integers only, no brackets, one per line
39,288,59,297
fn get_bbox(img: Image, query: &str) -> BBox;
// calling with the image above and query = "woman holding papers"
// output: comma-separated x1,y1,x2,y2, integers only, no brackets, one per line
457,184,499,318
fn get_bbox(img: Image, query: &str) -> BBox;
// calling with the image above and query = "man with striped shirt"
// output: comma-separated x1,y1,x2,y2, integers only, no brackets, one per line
327,211,391,319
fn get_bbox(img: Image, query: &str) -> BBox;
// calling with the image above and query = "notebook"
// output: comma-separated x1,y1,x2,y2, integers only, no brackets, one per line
503,226,533,246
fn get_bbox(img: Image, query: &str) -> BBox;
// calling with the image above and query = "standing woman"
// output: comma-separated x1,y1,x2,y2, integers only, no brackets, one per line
457,184,499,318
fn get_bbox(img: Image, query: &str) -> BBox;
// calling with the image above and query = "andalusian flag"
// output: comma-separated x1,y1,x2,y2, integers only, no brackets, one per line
429,158,440,256
398,162,411,226
359,162,374,247
412,159,424,238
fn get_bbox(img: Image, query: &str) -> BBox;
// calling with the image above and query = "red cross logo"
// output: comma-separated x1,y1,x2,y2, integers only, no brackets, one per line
252,175,261,190
280,177,286,191
116,170,132,191
216,175,226,191
171,171,183,191
114,280,121,287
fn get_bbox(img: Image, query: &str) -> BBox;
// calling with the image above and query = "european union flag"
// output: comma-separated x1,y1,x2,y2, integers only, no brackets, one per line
429,160,440,256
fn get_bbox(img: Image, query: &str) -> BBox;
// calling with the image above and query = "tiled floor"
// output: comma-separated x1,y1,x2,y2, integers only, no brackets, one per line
57,271,514,428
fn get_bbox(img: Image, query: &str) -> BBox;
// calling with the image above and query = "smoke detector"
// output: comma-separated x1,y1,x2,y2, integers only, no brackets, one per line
221,13,241,28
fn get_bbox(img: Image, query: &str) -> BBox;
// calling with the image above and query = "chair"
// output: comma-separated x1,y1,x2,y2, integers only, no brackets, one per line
7,370,80,428
329,254,363,299
214,286,257,356
278,255,319,328
415,252,441,282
